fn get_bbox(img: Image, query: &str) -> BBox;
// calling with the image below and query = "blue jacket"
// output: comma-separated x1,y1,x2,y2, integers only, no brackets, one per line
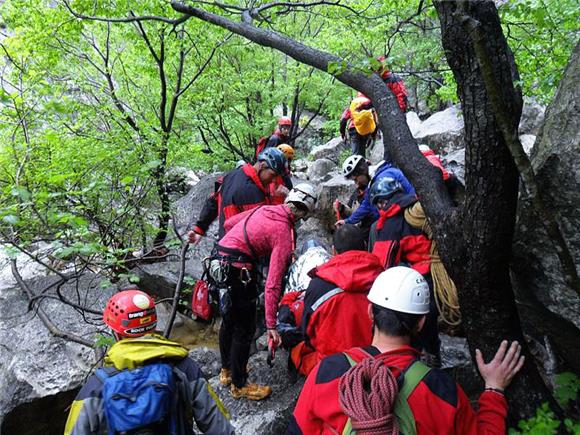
345,161,415,225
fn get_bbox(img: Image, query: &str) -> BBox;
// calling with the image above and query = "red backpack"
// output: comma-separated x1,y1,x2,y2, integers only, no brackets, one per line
191,278,212,321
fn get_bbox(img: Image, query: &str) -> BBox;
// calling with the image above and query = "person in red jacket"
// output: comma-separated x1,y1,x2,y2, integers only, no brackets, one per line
214,184,317,401
367,176,439,362
188,147,287,241
288,266,525,435
293,224,383,375
376,55,409,112
255,116,293,158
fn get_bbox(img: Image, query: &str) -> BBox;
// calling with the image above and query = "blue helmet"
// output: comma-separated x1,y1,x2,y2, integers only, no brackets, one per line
369,177,403,205
258,147,288,175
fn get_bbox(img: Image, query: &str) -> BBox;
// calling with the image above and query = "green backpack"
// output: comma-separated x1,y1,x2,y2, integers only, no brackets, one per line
341,349,431,435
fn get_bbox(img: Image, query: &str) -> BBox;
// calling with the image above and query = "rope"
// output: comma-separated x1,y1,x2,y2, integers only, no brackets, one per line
404,202,462,326
338,358,399,435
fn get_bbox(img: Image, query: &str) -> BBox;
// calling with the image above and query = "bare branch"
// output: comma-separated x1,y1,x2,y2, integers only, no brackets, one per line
11,259,95,348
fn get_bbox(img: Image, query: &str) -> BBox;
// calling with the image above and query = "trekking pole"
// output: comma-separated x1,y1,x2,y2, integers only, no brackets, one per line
164,217,193,338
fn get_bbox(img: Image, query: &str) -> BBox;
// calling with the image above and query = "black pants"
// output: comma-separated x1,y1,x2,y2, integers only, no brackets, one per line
219,266,258,388
348,129,372,158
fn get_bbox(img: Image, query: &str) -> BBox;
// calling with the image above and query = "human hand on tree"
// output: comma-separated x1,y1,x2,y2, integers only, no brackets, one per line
476,340,525,391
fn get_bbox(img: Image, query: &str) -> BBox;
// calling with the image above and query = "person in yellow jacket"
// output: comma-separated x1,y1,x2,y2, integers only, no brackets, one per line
64,288,234,435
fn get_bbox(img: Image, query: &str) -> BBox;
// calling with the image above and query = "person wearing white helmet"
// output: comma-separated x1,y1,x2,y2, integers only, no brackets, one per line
212,183,317,401
334,156,415,236
289,266,525,435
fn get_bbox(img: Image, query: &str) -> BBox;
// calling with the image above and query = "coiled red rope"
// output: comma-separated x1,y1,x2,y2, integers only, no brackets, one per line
338,357,399,435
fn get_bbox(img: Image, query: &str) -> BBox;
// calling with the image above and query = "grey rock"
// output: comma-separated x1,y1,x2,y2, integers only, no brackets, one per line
134,255,205,300
309,137,346,163
406,111,423,137
413,105,465,155
519,97,546,136
443,148,466,185
306,158,335,182
520,134,536,155
173,173,222,236
211,349,304,435
512,42,580,370
317,174,356,230
0,274,113,426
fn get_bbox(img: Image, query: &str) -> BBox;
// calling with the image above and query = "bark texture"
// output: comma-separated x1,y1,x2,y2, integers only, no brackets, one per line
433,0,556,420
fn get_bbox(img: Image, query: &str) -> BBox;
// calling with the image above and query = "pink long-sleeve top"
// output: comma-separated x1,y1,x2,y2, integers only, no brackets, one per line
219,204,296,328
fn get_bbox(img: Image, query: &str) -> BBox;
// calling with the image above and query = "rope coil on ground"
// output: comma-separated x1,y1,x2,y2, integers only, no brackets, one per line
338,358,399,435
404,202,461,326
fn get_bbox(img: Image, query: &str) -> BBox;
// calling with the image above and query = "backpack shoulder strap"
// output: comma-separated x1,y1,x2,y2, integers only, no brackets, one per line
243,206,262,259
394,360,431,435
341,348,375,435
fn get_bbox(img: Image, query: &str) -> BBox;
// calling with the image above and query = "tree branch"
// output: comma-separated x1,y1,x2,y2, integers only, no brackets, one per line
11,259,95,348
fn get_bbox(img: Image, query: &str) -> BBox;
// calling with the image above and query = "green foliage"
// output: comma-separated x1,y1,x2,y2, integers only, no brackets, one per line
555,372,580,408
94,333,116,348
509,403,580,435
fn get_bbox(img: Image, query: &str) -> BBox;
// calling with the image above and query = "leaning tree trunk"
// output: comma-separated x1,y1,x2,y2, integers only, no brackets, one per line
432,0,557,420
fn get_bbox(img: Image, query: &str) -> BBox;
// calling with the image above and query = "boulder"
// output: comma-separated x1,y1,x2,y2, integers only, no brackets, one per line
406,111,423,137
519,97,546,136
209,348,304,434
413,105,465,155
306,158,335,182
0,274,114,432
293,111,328,152
308,137,346,163
134,255,205,300
317,173,356,230
443,148,466,185
512,42,580,372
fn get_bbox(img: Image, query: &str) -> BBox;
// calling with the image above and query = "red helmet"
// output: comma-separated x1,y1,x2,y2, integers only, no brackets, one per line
278,116,292,127
103,289,157,338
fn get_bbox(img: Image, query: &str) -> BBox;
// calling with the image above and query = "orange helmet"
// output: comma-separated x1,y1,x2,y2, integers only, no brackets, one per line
103,289,157,338
277,144,295,161
278,116,292,127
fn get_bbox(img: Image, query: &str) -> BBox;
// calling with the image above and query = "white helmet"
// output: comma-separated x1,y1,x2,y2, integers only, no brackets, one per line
342,155,364,178
285,183,317,213
418,144,431,153
368,267,430,314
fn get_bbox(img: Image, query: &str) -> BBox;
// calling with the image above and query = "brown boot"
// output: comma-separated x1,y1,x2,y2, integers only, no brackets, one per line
219,368,232,386
230,382,272,401
219,365,252,386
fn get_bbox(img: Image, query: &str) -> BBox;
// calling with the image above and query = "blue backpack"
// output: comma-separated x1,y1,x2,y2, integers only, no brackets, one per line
96,363,178,435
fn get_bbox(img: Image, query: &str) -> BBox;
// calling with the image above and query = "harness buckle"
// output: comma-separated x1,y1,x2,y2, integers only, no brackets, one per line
240,267,252,285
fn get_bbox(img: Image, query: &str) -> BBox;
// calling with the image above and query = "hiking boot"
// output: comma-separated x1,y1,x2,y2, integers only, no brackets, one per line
219,368,232,386
219,365,252,386
230,382,272,401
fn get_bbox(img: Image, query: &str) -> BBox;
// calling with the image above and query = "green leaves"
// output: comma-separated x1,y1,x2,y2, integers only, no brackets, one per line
555,372,580,408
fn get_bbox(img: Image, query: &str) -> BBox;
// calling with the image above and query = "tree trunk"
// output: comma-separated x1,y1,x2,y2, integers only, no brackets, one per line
432,0,557,420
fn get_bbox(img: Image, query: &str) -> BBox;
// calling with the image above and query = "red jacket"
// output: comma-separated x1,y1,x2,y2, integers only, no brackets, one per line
381,70,409,112
219,204,295,329
288,345,508,435
370,193,431,275
421,148,451,180
301,251,384,366
194,163,272,239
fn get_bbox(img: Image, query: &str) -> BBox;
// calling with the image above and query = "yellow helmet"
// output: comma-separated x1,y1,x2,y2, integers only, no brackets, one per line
277,144,295,161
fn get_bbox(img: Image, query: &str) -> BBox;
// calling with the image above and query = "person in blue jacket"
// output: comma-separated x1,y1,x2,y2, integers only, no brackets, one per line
335,155,414,229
